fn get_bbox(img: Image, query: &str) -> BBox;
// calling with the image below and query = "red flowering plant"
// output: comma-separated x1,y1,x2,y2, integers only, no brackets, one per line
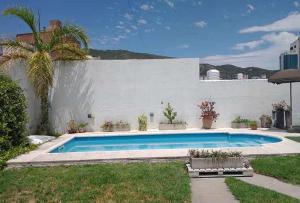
198,101,219,122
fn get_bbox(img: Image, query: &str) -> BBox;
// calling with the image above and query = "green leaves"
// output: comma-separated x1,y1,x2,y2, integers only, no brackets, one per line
3,7,42,51
163,103,177,124
0,75,28,151
27,51,53,98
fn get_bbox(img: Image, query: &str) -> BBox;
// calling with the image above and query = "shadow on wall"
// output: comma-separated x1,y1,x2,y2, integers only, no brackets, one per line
49,61,94,133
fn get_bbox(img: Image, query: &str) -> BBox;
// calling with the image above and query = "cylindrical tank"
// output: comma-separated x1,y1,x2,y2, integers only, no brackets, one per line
237,73,243,80
207,69,220,80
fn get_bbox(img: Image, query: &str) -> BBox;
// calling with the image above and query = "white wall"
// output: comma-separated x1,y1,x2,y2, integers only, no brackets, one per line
45,59,300,133
9,62,40,133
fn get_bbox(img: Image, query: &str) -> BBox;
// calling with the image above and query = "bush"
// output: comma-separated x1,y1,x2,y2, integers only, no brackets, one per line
0,75,28,152
138,114,147,131
0,144,37,170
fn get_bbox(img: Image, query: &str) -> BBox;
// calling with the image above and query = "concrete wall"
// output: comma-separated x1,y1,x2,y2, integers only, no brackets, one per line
44,59,300,133
9,62,40,133
8,58,300,133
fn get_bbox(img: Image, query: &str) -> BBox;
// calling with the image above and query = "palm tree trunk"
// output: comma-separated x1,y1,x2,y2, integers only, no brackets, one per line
39,94,50,134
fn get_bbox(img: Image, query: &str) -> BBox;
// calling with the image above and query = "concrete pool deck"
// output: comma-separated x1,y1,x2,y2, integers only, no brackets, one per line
7,128,300,168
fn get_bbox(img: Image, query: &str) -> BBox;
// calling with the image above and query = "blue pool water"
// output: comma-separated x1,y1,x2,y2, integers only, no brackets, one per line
50,132,282,153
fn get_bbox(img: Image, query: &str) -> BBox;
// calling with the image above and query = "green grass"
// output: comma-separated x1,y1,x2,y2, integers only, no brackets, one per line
226,177,300,203
251,155,300,185
286,136,300,143
0,162,191,203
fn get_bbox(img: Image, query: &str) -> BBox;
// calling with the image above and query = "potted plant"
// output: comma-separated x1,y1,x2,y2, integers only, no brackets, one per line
67,120,88,133
198,101,219,129
249,120,257,130
189,150,243,169
78,122,88,133
231,116,251,128
101,121,114,132
114,120,130,131
272,101,289,129
260,115,272,128
67,120,79,134
138,114,147,131
159,103,187,130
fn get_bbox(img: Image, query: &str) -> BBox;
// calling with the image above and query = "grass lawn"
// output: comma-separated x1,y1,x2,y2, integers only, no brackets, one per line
286,136,300,143
226,177,300,203
251,155,300,185
0,162,191,203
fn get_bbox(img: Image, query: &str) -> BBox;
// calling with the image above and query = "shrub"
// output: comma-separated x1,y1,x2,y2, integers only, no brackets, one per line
232,116,251,125
189,149,242,159
138,114,147,131
67,120,88,134
163,103,177,124
0,75,28,152
198,101,219,121
0,144,37,170
101,121,114,132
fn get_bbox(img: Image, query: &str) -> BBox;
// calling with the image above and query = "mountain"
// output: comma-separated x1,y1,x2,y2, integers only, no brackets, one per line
200,64,277,79
88,49,172,59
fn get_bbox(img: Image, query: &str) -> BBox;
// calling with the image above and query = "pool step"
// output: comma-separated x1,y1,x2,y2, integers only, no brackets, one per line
186,164,253,178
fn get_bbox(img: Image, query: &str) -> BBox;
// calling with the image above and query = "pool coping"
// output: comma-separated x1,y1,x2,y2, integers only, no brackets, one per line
6,128,300,168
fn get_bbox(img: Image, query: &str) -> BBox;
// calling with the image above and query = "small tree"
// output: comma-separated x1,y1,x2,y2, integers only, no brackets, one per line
163,103,177,124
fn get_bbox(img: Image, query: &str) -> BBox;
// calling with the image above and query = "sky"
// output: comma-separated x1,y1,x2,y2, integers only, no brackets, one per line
1,0,300,69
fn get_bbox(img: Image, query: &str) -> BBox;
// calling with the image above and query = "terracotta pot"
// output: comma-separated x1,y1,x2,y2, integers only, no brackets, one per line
250,124,257,130
202,115,213,129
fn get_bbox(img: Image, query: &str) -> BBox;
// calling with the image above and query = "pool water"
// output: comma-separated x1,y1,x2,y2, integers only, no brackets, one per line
50,132,282,153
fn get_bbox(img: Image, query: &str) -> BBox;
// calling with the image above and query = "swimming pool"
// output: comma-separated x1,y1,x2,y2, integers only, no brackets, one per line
50,132,282,153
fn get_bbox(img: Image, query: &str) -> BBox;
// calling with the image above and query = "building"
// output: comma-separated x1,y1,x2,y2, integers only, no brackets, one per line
16,20,80,47
280,37,300,70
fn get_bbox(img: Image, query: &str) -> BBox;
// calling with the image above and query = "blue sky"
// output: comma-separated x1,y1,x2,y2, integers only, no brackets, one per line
1,0,300,69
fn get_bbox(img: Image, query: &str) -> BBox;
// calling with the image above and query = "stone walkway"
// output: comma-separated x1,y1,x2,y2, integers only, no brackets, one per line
191,178,238,203
238,173,300,200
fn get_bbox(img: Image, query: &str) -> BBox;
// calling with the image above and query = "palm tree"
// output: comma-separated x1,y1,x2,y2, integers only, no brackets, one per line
0,7,89,134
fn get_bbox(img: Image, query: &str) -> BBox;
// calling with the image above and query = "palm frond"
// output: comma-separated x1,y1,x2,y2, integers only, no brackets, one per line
48,24,89,51
0,39,34,53
3,7,42,50
52,43,88,61
27,52,53,98
0,53,29,71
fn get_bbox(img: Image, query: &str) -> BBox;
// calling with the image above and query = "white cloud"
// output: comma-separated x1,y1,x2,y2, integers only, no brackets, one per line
124,13,133,20
140,4,154,10
112,35,127,42
131,25,138,30
178,44,190,49
115,25,125,29
138,19,147,25
247,4,255,13
200,32,297,69
164,0,175,8
239,12,300,33
233,40,264,50
145,28,155,33
165,26,171,30
294,1,300,7
194,21,207,28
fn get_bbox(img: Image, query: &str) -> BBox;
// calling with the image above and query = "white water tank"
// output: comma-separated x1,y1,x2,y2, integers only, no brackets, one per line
207,69,220,80
237,73,243,80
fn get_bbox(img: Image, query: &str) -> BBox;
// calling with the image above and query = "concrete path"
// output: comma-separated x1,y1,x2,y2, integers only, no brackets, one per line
238,173,300,200
191,178,239,203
